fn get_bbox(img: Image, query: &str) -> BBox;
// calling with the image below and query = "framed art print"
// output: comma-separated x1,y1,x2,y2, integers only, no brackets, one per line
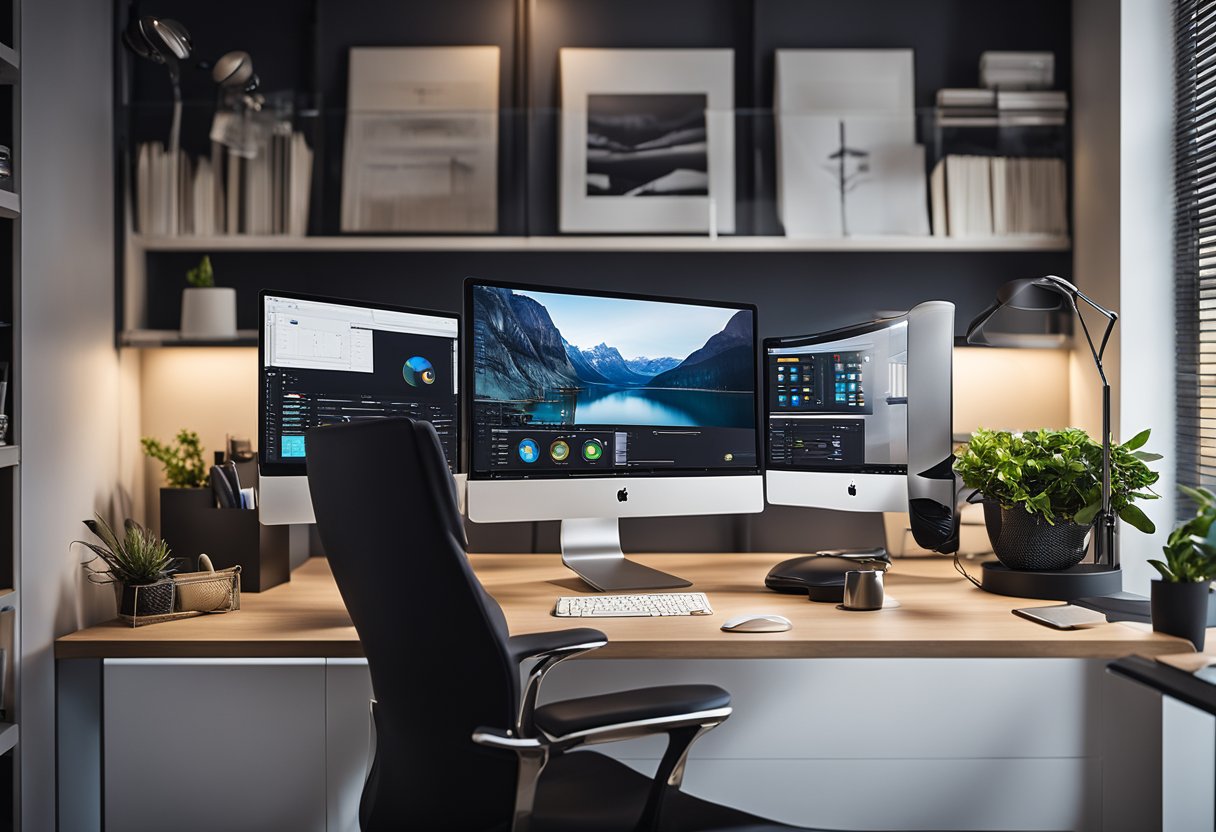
560,49,735,234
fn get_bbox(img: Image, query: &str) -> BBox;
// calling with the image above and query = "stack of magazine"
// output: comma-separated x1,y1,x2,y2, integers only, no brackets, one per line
134,133,313,237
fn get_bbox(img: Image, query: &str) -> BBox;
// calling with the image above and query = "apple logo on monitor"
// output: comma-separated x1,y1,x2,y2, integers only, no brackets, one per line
617,487,629,503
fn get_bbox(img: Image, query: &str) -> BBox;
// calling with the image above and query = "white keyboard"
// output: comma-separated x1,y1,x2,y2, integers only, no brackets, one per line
554,593,713,618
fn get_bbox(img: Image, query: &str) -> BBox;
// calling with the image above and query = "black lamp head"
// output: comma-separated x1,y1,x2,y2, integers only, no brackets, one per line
123,16,192,83
966,275,1081,348
996,276,1077,311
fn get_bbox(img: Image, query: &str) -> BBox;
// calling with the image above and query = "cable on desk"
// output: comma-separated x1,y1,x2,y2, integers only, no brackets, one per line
954,553,983,588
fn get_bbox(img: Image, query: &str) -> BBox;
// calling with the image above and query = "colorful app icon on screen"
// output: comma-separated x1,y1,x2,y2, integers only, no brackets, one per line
582,439,604,461
550,440,571,462
403,356,436,387
518,439,539,463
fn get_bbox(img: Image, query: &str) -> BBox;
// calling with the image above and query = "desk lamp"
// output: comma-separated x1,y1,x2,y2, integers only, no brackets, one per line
965,275,1123,599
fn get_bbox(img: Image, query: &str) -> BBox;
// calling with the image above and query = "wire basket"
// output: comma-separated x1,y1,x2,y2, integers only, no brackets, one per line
174,566,242,613
117,563,241,627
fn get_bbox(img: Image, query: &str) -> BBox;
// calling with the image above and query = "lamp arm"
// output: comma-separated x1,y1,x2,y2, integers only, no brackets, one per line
1072,288,1118,363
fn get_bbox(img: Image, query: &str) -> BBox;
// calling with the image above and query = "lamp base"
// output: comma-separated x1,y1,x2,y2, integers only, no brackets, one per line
980,562,1122,601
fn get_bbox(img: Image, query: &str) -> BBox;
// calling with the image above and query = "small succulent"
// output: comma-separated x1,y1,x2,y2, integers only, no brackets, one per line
186,255,215,288
77,514,175,586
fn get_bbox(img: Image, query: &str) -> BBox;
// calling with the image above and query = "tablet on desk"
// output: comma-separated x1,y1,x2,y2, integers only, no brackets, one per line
1013,604,1108,630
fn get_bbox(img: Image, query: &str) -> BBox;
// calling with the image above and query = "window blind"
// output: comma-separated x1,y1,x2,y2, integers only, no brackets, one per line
1175,0,1216,502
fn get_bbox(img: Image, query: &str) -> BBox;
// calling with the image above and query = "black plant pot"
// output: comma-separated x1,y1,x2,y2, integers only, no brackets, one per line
1151,580,1211,650
985,503,1092,571
119,580,175,618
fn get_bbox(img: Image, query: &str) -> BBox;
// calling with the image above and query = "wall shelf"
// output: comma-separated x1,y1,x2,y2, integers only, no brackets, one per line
0,447,19,470
134,234,1072,254
0,723,17,757
119,330,258,349
0,44,18,85
0,191,19,220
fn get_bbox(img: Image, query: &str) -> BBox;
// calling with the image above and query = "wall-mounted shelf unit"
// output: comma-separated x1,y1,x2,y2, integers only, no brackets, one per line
1,0,17,825
117,0,1074,348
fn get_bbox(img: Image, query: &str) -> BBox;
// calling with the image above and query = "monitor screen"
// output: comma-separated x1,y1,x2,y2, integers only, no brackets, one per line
765,318,908,475
466,281,759,480
259,291,460,475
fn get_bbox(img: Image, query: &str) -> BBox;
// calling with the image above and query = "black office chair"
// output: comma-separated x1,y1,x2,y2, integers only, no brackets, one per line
307,418,804,832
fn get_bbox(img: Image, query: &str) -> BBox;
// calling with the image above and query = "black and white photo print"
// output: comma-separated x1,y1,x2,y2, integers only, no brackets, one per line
585,93,709,198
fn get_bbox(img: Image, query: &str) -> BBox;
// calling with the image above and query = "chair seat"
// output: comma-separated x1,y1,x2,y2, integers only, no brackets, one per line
534,749,805,832
533,684,731,738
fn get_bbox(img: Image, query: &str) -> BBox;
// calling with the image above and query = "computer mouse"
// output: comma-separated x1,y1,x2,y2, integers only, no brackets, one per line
720,613,792,633
765,550,890,603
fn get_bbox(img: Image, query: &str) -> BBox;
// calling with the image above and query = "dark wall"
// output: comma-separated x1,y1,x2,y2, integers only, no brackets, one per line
146,248,1070,338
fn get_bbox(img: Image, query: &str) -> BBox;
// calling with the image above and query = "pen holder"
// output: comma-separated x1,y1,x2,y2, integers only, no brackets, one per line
159,488,289,592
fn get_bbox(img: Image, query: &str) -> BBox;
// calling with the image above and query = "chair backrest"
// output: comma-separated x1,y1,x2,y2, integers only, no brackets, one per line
307,418,517,831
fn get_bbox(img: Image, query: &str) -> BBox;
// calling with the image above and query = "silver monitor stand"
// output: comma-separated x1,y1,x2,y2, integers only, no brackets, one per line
560,518,692,591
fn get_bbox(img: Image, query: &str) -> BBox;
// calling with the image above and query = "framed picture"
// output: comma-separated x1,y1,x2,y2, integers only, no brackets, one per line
341,46,500,233
560,49,735,234
775,49,928,238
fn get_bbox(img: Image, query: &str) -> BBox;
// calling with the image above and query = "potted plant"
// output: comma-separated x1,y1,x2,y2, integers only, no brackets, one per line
142,428,213,554
179,255,237,339
77,514,177,617
1148,485,1216,650
954,427,1161,570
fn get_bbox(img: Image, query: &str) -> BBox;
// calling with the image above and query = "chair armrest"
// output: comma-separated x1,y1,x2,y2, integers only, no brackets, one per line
471,726,544,751
510,628,608,737
533,685,731,744
507,628,607,666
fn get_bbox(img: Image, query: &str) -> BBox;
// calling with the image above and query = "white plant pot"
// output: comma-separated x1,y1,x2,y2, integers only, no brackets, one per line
180,287,237,339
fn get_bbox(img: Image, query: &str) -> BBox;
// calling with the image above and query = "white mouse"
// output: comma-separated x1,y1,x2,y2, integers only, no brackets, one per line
721,613,792,633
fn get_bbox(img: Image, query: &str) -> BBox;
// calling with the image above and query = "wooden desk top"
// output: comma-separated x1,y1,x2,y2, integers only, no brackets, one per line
55,554,1194,660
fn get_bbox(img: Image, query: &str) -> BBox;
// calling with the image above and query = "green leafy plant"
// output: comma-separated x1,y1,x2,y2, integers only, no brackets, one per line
186,255,214,288
76,514,176,586
1150,485,1216,582
953,427,1161,532
141,429,209,488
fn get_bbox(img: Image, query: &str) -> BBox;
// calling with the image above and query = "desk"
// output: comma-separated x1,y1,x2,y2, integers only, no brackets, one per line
56,554,1189,660
56,555,1192,832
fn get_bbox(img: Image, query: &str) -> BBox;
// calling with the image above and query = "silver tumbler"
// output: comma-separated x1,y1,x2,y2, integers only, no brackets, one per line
842,569,885,611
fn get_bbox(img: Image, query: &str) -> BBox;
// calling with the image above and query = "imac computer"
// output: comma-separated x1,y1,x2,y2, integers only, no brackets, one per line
465,279,763,590
259,290,460,525
764,301,958,553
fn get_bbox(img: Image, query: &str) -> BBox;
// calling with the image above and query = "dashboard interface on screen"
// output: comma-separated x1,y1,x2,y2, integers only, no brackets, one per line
260,293,459,474
765,319,909,474
468,282,758,479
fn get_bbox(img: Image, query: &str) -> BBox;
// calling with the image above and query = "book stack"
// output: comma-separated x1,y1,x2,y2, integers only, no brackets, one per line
936,89,997,127
135,133,314,237
979,51,1054,90
930,155,1067,238
936,88,1068,127
996,90,1068,127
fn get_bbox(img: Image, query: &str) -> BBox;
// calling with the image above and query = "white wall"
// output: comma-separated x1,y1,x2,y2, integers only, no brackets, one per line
21,1,122,827
1074,0,1176,595
1117,0,1176,596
